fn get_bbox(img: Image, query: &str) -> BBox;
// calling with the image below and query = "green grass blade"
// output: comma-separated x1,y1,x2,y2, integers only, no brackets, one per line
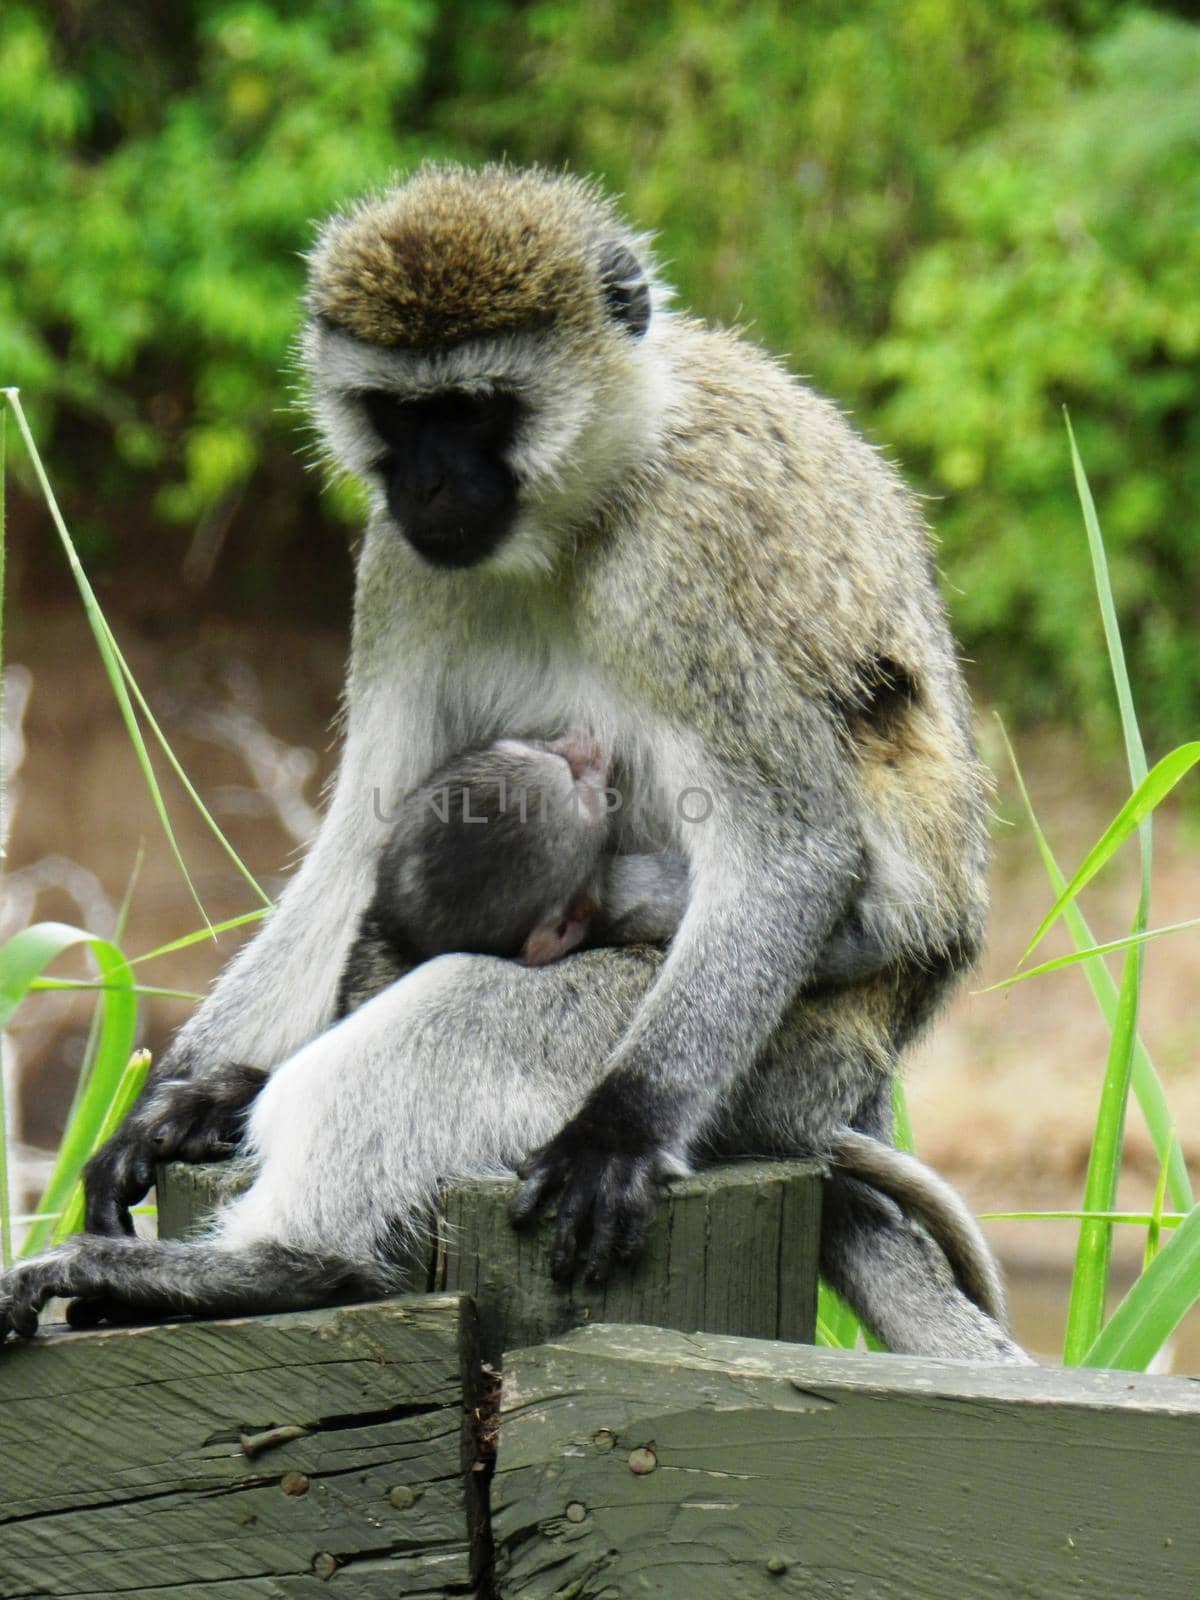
1,397,6,853
0,394,8,1264
3,391,212,930
2,391,271,921
981,1209,1185,1226
816,1280,862,1349
0,922,139,1258
989,915,1200,989
1019,744,1199,964
62,846,145,1139
1,923,125,1029
1066,413,1149,793
52,1048,152,1244
133,908,269,965
1058,424,1152,1366
1144,1134,1174,1271
101,626,271,910
997,721,1192,1214
15,1205,156,1227
892,1079,916,1154
30,979,202,1001
1082,1204,1200,1372
0,1045,8,1268
114,847,144,945
1062,942,1141,1364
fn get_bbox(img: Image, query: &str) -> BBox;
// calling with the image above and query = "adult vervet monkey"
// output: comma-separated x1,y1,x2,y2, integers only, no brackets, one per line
0,165,1025,1362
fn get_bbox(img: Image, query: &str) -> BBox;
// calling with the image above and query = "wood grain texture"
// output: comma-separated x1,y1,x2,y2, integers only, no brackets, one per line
0,1297,480,1599
157,1159,824,1362
492,1322,1200,1600
436,1161,822,1363
153,1161,250,1244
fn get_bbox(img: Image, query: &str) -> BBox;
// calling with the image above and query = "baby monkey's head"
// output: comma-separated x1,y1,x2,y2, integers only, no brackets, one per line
373,734,611,966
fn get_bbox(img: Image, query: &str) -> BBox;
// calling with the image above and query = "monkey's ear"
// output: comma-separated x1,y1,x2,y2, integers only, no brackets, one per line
598,243,652,338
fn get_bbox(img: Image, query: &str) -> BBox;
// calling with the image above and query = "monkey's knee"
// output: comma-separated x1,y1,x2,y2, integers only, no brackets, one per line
220,958,500,1259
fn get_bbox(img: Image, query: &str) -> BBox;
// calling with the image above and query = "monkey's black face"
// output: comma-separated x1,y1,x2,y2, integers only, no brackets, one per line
362,389,525,569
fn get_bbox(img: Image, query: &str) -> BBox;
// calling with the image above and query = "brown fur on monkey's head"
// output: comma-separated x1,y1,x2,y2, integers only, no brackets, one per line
307,164,650,351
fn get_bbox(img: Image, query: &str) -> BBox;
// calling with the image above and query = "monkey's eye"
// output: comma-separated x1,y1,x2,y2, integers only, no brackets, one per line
359,389,522,450
598,243,651,338
360,390,405,449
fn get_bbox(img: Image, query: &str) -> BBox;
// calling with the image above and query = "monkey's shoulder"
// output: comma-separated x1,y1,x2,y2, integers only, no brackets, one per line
640,320,935,601
572,322,949,698
659,320,924,542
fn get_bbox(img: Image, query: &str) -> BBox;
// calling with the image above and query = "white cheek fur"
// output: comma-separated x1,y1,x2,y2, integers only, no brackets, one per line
301,311,682,577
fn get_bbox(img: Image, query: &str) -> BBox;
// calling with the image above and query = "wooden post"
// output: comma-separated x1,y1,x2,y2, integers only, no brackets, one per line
157,1158,824,1362
491,1322,1200,1599
435,1162,822,1362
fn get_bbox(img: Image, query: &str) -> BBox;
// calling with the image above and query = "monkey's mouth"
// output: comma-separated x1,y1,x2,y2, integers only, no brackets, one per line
391,493,520,569
555,736,608,786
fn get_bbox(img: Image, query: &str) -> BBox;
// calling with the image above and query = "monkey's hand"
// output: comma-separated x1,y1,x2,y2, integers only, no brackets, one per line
513,1093,688,1284
83,1062,267,1237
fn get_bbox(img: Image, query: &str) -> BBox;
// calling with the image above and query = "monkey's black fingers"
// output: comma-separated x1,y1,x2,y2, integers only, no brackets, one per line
606,1196,654,1277
0,1249,79,1341
582,1203,618,1286
583,1156,657,1284
157,1065,268,1163
511,1153,567,1224
515,1103,668,1280
83,1139,154,1238
65,1294,148,1331
0,1285,31,1342
550,1173,601,1283
64,1297,108,1330
179,1135,239,1161
83,1064,267,1238
2,1298,39,1342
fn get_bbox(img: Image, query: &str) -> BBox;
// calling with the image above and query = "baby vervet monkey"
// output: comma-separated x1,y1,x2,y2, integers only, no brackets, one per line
338,734,946,1009
337,733,1008,1325
337,734,613,1016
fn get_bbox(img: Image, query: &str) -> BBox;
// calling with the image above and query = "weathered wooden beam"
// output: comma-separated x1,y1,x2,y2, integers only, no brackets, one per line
435,1162,822,1362
491,1322,1200,1599
0,1296,482,1598
158,1158,824,1363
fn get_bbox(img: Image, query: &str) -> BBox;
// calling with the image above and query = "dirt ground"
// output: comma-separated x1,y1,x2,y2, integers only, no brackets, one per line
4,603,1198,1356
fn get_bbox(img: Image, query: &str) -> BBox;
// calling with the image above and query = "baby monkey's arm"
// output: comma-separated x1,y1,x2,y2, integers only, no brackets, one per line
597,851,911,987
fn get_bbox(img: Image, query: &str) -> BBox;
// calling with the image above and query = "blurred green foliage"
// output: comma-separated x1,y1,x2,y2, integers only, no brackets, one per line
1,1,1196,741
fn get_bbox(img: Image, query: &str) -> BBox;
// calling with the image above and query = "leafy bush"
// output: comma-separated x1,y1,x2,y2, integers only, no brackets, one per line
873,14,1200,744
1,1,1196,741
0,1,440,569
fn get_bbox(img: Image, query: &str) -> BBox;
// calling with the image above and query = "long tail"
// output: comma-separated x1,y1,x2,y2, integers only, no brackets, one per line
829,1127,1008,1325
818,1168,1032,1364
